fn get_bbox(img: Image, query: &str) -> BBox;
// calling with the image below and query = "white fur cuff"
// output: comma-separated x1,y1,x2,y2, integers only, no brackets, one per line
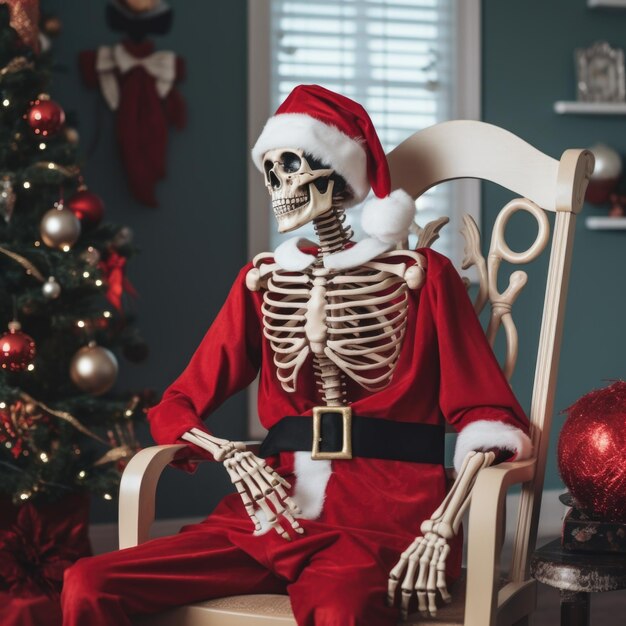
274,237,317,271
453,420,533,473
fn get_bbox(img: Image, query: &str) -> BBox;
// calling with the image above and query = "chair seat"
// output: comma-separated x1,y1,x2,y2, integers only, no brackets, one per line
133,575,468,626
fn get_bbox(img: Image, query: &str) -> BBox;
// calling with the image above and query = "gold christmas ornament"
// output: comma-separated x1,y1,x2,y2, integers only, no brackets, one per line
70,341,118,396
40,203,81,250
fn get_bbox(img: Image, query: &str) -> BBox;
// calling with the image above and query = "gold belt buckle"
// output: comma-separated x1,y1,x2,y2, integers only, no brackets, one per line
311,406,352,460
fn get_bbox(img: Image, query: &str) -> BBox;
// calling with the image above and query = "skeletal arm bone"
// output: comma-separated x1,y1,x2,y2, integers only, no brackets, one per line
181,428,303,539
387,450,496,618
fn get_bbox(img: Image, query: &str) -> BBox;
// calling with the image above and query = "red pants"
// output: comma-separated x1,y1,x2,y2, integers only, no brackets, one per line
61,494,406,626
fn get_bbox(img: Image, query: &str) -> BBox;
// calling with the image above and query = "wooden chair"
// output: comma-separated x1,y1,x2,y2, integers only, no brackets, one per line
121,120,593,626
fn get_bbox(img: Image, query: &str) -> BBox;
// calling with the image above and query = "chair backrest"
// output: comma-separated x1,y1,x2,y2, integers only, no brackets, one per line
386,120,594,582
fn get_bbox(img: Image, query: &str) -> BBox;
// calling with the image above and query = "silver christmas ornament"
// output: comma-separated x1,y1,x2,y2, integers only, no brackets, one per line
589,143,622,180
42,276,61,299
69,341,118,396
0,175,16,223
40,204,81,250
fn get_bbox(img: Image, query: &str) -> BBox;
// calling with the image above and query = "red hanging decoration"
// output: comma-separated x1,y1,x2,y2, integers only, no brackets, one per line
558,380,626,522
67,188,105,228
0,321,36,372
98,250,137,312
26,96,65,137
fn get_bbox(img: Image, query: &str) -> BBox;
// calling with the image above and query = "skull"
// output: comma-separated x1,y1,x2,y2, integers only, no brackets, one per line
263,148,336,233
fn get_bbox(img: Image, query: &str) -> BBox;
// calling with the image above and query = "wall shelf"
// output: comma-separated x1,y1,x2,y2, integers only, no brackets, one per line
588,0,626,7
554,101,626,115
585,216,626,230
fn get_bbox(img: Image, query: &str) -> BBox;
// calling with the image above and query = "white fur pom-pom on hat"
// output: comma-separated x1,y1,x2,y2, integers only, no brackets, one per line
361,189,416,245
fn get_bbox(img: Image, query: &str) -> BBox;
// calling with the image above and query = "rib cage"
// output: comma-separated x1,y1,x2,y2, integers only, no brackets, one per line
253,251,425,396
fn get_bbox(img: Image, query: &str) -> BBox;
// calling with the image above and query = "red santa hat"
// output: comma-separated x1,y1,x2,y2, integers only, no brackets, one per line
252,85,415,269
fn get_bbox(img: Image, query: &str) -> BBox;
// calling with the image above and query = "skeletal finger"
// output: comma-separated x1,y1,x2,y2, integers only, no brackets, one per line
257,497,290,540
236,453,275,496
399,545,423,616
416,538,436,615
251,455,291,488
227,458,264,501
437,544,452,603
426,545,441,616
228,473,261,531
401,538,428,618
388,537,421,607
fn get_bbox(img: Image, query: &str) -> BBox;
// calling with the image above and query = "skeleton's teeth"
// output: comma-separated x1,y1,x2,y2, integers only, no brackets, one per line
272,194,309,216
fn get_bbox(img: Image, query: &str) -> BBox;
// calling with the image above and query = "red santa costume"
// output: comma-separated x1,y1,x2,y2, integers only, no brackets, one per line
61,86,531,626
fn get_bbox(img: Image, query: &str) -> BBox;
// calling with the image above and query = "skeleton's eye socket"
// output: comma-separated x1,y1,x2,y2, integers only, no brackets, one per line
281,152,301,173
263,160,273,177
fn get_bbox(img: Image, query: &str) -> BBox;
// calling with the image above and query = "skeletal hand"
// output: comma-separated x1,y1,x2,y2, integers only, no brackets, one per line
181,428,303,540
387,450,496,618
387,527,452,618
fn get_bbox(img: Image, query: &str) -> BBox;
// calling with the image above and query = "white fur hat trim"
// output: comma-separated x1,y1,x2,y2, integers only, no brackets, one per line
251,113,369,206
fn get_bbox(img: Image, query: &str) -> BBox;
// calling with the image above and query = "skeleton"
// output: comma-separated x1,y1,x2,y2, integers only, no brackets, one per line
182,147,502,618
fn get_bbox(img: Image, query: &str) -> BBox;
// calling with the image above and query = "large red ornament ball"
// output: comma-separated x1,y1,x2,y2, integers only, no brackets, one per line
0,321,36,372
67,189,105,228
558,381,626,522
26,97,65,137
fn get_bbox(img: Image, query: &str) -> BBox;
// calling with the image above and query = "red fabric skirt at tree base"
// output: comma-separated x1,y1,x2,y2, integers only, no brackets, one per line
0,492,92,626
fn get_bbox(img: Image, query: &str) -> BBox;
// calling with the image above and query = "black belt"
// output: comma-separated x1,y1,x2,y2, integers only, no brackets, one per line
259,407,444,464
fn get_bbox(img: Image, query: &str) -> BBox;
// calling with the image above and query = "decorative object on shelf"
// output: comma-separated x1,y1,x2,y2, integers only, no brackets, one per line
0,320,36,372
67,186,105,228
585,143,622,204
558,381,626,527
576,42,625,103
0,175,16,222
608,192,626,216
69,341,118,395
575,41,626,102
39,202,81,250
26,95,66,137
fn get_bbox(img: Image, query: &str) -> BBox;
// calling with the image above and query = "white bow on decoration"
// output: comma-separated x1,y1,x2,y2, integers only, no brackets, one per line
95,44,176,111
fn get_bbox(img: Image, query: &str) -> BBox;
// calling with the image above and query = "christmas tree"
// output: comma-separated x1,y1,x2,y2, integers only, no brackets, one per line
0,2,149,508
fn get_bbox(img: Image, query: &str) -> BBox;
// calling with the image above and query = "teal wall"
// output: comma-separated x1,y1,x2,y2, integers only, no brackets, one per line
47,0,250,523
47,1,625,522
483,0,626,490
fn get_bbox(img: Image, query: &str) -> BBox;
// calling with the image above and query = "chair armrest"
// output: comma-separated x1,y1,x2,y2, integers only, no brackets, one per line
118,440,264,550
464,458,536,626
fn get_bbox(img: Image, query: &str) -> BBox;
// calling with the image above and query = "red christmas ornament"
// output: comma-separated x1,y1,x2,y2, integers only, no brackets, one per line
26,96,65,137
558,381,626,522
0,321,36,372
67,188,104,228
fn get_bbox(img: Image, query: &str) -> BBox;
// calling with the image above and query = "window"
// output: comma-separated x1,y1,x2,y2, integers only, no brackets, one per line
248,0,481,268
247,0,480,437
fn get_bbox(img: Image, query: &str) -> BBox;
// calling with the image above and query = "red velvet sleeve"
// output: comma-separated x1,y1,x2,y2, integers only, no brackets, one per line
434,257,529,435
147,264,262,451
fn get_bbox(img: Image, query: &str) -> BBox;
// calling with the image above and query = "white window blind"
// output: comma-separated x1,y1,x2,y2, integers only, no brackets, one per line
267,0,458,256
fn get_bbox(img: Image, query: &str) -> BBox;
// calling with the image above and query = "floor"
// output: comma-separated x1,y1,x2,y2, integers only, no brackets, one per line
534,584,626,625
